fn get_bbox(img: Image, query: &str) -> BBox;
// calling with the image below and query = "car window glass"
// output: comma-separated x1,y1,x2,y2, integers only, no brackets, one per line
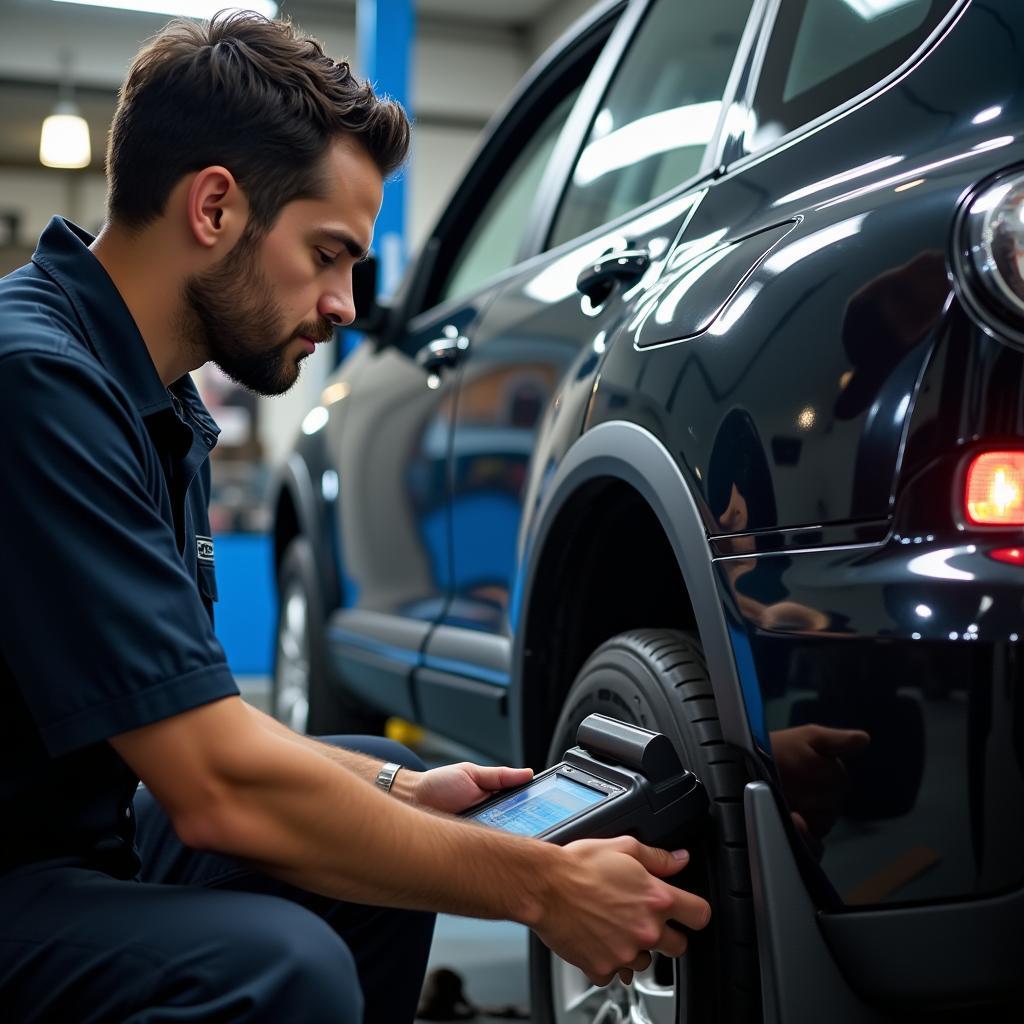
549,0,754,250
746,0,956,154
438,86,582,306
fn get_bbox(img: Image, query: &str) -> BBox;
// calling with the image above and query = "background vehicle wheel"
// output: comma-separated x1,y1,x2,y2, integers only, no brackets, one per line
271,537,386,736
529,629,759,1024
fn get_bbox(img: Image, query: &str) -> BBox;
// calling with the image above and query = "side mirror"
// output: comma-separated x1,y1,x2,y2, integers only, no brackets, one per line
351,253,390,334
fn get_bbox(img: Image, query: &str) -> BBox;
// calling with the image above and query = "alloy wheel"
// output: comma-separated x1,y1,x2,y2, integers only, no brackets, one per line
274,582,311,733
550,952,683,1024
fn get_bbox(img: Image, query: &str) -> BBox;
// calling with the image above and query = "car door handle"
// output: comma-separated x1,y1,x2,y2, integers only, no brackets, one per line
576,248,650,301
416,330,471,374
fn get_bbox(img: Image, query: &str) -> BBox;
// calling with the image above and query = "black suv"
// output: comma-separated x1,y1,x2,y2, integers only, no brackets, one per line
270,1,1024,1020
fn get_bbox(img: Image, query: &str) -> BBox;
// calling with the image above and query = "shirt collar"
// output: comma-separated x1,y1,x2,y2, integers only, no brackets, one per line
31,217,220,440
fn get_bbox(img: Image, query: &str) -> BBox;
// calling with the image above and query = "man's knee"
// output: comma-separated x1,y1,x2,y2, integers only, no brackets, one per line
198,899,363,1024
273,910,363,1023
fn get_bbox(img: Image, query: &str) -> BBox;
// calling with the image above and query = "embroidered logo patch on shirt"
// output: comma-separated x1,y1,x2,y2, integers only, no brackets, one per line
197,536,215,564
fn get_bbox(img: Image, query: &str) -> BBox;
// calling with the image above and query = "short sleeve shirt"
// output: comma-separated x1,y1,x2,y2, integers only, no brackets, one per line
0,217,239,878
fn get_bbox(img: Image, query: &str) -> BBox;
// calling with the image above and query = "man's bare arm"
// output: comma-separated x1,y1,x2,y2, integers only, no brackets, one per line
243,702,540,814
242,701,419,801
109,694,711,985
114,695,547,917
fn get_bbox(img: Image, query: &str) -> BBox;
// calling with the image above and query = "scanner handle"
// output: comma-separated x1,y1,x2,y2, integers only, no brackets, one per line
575,713,684,784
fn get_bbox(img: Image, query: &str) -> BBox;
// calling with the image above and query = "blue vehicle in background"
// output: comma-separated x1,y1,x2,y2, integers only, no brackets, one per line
271,1,1024,1020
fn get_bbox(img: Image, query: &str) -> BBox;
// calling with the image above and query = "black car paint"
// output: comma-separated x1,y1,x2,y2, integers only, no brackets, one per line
274,0,1024,1013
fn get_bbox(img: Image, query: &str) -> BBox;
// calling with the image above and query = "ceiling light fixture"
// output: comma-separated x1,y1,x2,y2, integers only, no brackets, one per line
40,103,91,168
39,52,91,169
50,0,278,19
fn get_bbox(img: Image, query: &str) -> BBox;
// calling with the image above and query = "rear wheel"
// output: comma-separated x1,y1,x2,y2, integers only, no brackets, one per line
529,629,759,1024
272,538,386,736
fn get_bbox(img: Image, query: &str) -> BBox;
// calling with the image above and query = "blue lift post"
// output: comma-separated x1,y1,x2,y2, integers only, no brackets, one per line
338,0,414,362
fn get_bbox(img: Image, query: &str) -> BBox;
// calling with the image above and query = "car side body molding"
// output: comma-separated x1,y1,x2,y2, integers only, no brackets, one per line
510,419,756,765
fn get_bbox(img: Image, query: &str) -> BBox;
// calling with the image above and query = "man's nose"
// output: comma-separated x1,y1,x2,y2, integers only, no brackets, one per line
318,288,355,328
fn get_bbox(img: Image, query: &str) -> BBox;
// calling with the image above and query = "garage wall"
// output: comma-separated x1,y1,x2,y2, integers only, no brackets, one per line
528,0,600,62
0,3,528,253
0,169,108,244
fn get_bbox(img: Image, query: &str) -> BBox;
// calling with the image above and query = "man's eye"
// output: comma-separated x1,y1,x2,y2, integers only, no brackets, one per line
316,249,338,266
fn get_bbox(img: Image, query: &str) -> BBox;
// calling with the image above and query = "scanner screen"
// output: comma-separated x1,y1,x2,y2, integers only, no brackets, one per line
470,772,610,836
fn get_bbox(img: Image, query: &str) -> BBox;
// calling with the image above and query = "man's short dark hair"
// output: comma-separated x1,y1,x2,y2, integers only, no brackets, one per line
106,10,410,231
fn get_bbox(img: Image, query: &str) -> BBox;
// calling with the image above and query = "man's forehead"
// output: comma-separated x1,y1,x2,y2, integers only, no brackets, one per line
312,142,381,248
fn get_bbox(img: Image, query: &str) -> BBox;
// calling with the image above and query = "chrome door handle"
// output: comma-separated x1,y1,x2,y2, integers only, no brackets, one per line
415,328,471,374
576,248,650,302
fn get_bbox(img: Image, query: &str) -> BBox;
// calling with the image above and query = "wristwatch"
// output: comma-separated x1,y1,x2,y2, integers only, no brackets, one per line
375,761,403,794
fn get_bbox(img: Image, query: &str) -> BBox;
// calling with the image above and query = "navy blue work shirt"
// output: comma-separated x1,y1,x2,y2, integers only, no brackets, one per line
0,217,239,878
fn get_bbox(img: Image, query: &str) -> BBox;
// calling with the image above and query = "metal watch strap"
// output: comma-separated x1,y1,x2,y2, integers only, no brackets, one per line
375,761,403,794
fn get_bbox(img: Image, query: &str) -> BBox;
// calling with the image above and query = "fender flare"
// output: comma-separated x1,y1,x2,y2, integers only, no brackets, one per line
509,420,756,762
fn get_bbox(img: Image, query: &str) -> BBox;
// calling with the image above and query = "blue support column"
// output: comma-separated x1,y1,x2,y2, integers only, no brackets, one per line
357,0,413,299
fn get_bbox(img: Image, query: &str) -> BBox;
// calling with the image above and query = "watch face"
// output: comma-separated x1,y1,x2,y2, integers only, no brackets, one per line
376,763,401,792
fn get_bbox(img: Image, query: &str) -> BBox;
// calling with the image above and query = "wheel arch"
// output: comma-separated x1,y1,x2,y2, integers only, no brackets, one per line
511,420,755,767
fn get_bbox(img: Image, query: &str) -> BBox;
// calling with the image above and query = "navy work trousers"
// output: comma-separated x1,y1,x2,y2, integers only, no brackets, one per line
0,736,436,1023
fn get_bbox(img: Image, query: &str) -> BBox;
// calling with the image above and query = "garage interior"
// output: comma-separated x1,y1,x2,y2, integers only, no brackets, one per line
5,1,1020,1021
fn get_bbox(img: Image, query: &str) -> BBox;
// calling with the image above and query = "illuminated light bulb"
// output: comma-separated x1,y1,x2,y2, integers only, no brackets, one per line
965,451,1024,525
39,103,90,169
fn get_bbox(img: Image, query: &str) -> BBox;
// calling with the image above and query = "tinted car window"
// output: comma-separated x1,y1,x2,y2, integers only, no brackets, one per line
746,0,956,153
438,86,583,306
549,0,753,249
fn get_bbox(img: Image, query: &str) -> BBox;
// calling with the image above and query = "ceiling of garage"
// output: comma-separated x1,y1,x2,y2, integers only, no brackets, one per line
0,0,571,172
378,0,557,23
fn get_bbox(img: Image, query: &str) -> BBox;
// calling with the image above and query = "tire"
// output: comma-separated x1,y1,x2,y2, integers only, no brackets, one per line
271,537,386,736
529,629,759,1024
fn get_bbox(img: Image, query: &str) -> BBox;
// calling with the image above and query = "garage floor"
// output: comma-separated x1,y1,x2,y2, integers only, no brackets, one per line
238,679,532,1021
418,916,530,1022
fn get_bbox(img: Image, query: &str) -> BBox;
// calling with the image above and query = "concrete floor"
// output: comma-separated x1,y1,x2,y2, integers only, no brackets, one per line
238,678,532,1021
419,916,531,1021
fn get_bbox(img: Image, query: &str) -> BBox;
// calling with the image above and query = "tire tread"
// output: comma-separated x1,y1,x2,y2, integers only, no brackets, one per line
531,628,760,1024
600,630,759,1019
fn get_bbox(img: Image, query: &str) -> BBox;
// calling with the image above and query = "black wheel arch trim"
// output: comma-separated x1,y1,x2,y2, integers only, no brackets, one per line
510,419,755,765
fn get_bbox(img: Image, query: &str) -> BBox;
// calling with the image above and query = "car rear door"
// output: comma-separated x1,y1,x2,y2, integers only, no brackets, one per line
416,0,762,757
328,3,622,724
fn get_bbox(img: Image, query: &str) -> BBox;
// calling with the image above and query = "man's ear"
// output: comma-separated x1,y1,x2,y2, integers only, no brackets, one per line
186,165,249,251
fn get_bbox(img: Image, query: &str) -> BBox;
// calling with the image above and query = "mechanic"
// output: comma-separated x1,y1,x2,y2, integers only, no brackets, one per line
0,12,710,1023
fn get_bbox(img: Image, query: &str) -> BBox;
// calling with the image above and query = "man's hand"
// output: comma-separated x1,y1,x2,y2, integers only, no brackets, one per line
533,838,711,987
771,724,871,838
410,762,534,815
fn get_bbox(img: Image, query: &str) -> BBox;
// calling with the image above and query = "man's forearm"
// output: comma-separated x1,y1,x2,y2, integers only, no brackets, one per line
245,702,420,801
189,707,559,922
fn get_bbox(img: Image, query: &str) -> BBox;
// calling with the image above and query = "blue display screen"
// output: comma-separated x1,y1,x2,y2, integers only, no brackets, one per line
470,772,611,837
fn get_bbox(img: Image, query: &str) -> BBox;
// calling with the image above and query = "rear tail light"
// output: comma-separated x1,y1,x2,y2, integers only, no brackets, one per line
965,451,1024,525
956,169,1024,346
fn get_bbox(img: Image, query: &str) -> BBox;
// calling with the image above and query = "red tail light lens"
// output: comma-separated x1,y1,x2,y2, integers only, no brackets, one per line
965,451,1024,525
990,547,1024,564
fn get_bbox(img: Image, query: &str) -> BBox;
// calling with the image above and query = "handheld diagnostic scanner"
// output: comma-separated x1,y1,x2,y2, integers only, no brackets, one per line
463,714,708,847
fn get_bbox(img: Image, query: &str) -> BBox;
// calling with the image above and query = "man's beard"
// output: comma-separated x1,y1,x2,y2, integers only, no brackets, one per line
181,231,333,396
